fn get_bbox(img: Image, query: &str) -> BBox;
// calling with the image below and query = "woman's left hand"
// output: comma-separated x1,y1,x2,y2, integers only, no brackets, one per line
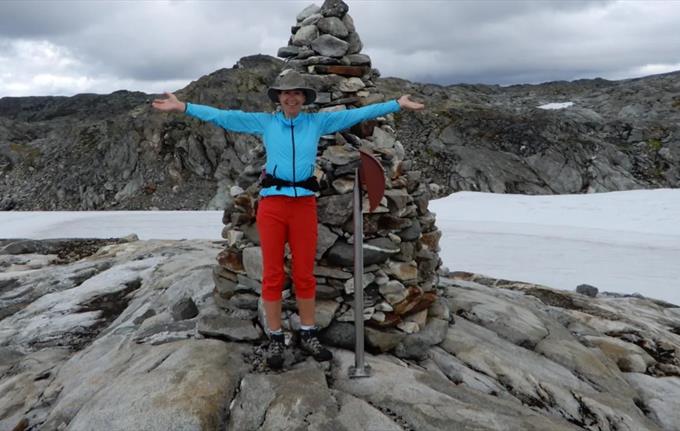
397,94,425,111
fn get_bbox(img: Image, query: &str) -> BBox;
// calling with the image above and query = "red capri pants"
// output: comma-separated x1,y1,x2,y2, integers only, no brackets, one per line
256,195,318,301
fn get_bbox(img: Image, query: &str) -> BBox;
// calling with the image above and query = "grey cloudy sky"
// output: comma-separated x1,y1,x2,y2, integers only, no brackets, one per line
1,0,679,97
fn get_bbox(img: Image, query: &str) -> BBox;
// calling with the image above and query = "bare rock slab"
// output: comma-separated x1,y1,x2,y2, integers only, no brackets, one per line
197,313,262,341
227,368,337,430
50,340,249,431
331,349,579,431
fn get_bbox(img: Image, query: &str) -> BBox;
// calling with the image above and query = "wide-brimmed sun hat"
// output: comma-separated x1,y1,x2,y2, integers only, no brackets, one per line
267,70,317,105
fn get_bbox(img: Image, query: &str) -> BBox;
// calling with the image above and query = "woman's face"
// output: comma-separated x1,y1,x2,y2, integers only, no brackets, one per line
278,90,305,118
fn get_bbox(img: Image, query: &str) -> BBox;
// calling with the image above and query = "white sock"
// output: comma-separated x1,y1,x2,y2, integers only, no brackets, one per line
300,325,315,331
269,328,283,335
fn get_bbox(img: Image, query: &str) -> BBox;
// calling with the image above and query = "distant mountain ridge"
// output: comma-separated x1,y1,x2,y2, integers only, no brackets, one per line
1,55,679,210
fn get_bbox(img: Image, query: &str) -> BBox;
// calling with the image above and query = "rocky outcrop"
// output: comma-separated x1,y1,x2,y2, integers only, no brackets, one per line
0,56,285,211
2,238,679,430
378,74,680,196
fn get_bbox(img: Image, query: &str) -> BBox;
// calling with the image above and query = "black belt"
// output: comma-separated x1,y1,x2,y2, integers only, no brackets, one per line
260,173,320,192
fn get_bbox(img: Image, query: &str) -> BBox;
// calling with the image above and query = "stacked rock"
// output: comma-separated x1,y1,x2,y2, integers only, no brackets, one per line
213,0,443,337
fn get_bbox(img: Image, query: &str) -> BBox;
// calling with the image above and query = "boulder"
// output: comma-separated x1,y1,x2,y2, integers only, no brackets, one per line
311,34,349,58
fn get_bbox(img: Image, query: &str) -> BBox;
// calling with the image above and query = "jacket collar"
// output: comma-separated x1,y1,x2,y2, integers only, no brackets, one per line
275,111,306,126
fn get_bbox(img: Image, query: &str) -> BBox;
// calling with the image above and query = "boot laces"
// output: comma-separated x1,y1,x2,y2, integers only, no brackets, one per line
267,334,284,357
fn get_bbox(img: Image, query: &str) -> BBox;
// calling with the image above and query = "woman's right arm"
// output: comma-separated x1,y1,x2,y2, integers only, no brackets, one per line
152,92,268,134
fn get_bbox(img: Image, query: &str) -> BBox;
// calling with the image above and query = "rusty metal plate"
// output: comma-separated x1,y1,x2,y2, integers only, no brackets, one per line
312,65,370,77
358,148,385,212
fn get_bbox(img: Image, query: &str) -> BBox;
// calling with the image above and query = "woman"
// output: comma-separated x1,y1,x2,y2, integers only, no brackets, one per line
153,70,424,369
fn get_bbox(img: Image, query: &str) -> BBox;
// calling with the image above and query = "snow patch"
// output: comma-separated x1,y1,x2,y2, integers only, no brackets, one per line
538,102,574,110
1,189,679,305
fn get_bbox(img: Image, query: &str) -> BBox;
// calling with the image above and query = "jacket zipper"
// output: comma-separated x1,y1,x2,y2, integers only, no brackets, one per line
290,120,297,197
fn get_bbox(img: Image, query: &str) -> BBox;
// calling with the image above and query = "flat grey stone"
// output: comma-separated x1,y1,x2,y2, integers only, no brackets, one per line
347,53,370,66
314,265,352,280
311,34,349,58
300,12,323,26
395,318,449,360
316,223,339,259
322,144,359,165
576,283,599,297
320,321,355,349
292,25,319,46
170,297,198,321
379,280,408,304
320,0,349,18
342,13,356,32
317,17,349,38
277,46,300,58
242,246,262,281
317,193,353,226
363,237,400,265
197,313,262,341
346,31,362,54
398,219,422,241
297,4,321,22
366,327,406,353
337,77,365,92
228,293,259,310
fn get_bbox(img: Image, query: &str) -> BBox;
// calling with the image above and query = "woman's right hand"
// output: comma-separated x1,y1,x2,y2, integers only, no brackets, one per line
152,92,186,113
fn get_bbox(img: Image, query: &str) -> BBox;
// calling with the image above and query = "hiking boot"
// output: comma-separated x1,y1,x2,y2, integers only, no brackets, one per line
299,328,332,361
266,332,285,370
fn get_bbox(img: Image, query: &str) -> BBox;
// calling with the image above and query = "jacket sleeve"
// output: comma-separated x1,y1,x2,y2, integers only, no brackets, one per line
185,103,269,135
317,100,401,135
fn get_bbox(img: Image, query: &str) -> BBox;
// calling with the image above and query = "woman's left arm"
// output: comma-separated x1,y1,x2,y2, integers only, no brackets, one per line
318,95,424,135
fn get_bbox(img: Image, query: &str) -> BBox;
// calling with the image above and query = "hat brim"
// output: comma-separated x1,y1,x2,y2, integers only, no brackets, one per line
267,87,317,105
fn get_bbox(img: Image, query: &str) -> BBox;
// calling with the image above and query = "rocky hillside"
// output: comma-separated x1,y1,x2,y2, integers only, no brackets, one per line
1,237,679,430
1,56,679,211
382,72,680,195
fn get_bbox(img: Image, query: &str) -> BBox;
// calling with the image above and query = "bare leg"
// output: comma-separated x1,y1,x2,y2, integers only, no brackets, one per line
263,300,282,332
297,297,316,327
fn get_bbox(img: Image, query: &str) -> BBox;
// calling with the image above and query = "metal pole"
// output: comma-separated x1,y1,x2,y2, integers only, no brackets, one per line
349,167,372,378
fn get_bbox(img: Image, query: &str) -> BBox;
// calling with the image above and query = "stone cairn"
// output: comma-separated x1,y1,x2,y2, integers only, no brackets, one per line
213,0,444,345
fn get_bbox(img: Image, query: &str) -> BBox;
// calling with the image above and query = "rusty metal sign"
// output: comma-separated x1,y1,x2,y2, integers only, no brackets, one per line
358,148,385,212
349,148,386,379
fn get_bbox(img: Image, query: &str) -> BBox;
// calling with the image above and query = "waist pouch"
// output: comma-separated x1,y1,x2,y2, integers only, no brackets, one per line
260,173,320,192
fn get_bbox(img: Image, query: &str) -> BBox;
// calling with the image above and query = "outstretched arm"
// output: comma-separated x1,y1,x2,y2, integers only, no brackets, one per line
319,95,425,135
152,92,268,134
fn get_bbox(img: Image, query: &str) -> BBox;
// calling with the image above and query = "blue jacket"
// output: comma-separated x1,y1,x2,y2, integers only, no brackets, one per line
185,100,401,197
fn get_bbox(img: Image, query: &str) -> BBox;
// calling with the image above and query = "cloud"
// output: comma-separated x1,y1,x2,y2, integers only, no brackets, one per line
0,0,102,38
0,1,302,95
354,0,680,85
0,0,679,96
0,38,187,96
